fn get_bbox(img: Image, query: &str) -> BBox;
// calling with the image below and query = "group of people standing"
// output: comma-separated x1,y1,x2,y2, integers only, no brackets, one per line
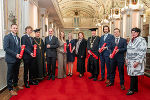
3,24,147,96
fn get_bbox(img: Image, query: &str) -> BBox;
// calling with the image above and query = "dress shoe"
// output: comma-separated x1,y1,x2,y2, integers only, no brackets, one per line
29,81,38,85
70,73,73,77
14,86,24,90
93,78,97,81
9,90,18,96
25,83,30,88
52,75,55,80
79,74,83,78
127,89,138,92
106,82,114,87
47,75,52,80
121,85,125,90
88,76,94,79
98,78,105,81
67,73,70,76
34,80,39,84
105,80,110,84
126,91,134,95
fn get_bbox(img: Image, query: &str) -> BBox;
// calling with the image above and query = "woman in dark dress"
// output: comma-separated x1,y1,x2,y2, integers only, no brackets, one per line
76,32,87,78
66,32,75,77
33,29,45,80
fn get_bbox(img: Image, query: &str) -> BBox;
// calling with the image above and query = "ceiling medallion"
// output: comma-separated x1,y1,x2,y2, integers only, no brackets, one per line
74,10,79,16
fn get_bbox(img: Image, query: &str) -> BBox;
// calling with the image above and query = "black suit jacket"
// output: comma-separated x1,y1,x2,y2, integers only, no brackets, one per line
87,36,100,56
45,35,59,58
3,33,21,63
110,37,127,62
76,38,87,59
21,34,33,60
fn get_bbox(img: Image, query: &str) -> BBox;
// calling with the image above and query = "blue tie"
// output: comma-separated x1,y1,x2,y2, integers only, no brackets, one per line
49,36,52,41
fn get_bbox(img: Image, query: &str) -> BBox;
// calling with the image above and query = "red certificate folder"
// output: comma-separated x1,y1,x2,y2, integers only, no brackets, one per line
19,45,25,59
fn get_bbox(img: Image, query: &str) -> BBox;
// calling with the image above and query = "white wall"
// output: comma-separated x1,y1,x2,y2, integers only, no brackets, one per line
0,0,4,49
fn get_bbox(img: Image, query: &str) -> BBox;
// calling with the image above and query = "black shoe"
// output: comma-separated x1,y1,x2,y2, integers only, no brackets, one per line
47,75,52,80
52,75,55,80
93,78,97,81
25,83,30,88
29,81,38,85
70,73,73,77
127,89,138,92
126,91,134,95
79,74,83,78
106,82,114,87
88,76,94,79
67,73,70,76
34,80,39,84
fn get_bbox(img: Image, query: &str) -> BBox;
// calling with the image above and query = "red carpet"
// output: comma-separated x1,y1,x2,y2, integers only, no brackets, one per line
10,58,150,100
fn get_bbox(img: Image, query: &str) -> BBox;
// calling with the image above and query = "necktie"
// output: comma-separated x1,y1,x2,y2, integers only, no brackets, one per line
104,34,107,41
49,36,52,41
14,36,18,45
116,38,119,45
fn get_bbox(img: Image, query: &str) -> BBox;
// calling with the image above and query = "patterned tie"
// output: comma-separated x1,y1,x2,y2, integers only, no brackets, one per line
14,36,18,45
116,38,119,45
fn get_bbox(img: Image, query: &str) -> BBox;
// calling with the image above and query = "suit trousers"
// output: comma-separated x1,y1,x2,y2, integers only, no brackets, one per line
130,76,138,91
23,58,35,83
7,61,20,91
100,54,111,80
47,57,56,76
110,59,124,85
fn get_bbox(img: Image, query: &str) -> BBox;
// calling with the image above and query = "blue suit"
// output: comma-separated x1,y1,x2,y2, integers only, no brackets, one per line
110,37,127,85
3,33,21,91
99,33,114,80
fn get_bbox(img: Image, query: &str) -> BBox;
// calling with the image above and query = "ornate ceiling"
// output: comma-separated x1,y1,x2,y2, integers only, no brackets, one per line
56,0,150,18
57,0,124,19
39,0,150,28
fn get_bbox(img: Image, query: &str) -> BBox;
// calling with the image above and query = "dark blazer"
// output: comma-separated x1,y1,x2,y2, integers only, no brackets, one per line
87,36,100,56
21,34,33,60
76,38,87,59
110,37,127,62
3,33,21,63
45,35,59,58
99,34,115,56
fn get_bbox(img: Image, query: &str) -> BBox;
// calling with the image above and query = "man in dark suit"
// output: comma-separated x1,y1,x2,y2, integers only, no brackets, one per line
106,28,127,90
98,25,115,83
3,24,24,96
21,26,38,88
87,28,100,81
45,28,59,80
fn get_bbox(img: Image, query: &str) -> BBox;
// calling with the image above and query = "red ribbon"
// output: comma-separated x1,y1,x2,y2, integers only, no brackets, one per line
33,44,37,57
99,43,107,53
64,43,67,53
110,46,118,58
69,43,72,52
87,50,98,60
19,45,26,59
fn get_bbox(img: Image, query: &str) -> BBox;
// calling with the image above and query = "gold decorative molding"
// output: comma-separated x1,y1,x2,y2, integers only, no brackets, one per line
133,9,140,11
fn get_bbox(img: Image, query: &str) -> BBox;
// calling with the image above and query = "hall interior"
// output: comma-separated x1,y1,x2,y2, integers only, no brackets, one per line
0,0,150,99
